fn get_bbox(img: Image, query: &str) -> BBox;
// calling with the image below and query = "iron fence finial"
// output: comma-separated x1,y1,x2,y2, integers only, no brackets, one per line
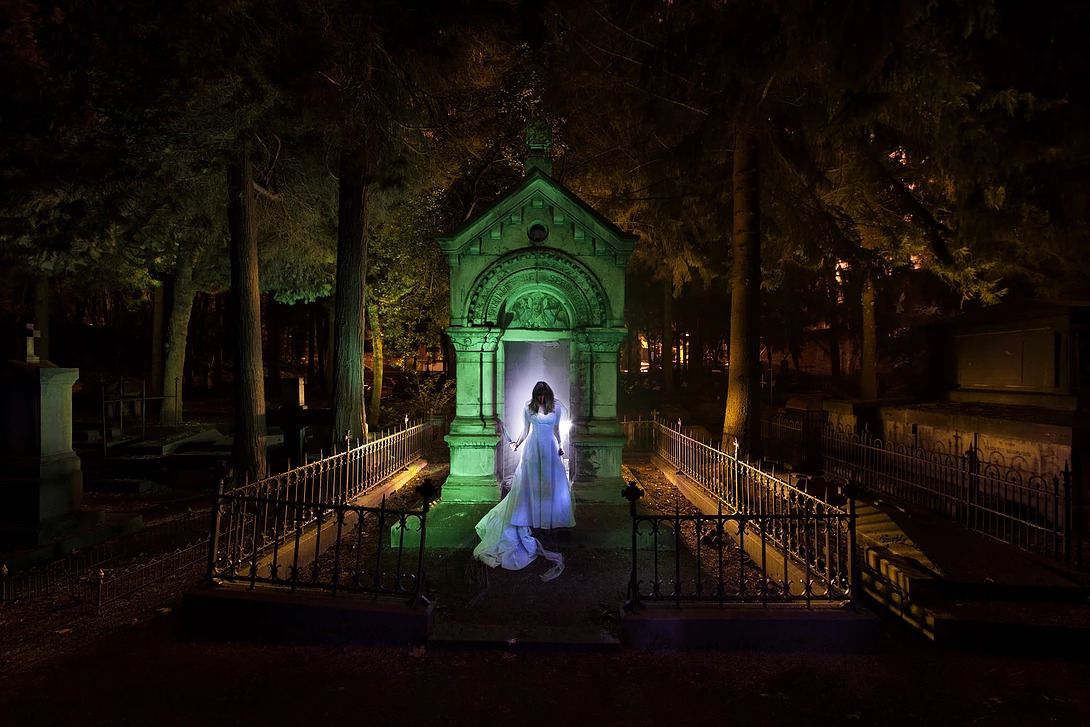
621,481,644,504
416,478,440,506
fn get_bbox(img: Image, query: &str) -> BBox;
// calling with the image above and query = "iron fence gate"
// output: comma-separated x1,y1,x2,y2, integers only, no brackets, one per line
206,420,442,599
621,417,856,607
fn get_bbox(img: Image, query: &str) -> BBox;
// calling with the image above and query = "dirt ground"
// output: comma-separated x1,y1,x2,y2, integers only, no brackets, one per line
3,596,1090,726
2,460,1090,726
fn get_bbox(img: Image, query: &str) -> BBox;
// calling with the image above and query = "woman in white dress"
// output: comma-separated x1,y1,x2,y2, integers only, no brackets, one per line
473,381,575,581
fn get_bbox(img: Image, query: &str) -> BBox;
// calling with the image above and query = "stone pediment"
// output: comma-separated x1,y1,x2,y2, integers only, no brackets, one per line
437,169,638,269
465,248,608,328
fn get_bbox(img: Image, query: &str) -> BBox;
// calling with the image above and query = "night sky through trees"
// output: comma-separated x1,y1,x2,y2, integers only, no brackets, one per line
1,3,1090,723
0,0,1085,464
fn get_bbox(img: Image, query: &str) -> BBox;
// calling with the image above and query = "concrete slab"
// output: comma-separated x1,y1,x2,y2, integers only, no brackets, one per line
397,501,491,548
123,427,223,456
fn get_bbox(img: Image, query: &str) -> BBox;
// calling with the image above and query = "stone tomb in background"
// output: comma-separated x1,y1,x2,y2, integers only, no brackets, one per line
0,325,87,546
823,301,1089,544
924,299,1090,411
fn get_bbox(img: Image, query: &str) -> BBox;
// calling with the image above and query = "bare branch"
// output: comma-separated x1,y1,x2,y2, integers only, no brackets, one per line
252,181,279,201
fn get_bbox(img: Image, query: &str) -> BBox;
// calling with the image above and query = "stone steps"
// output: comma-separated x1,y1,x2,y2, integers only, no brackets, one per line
856,501,1090,650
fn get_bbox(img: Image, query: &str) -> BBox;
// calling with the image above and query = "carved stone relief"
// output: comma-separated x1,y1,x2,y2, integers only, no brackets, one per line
508,292,570,329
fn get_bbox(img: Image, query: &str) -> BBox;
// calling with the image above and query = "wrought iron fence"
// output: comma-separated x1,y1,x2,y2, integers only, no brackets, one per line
66,540,209,615
206,419,442,600
229,418,438,507
622,417,658,452
208,486,433,600
621,417,856,607
99,375,180,457
822,424,1076,566
1,511,208,603
759,409,828,468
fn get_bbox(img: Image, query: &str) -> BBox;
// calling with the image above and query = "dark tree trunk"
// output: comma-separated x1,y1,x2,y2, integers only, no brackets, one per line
185,293,206,390
331,144,369,445
307,303,316,380
34,277,50,362
315,301,325,386
691,314,704,387
212,295,225,389
789,333,802,374
368,303,383,429
829,325,842,382
662,280,674,394
160,255,196,424
150,284,165,399
722,132,762,460
228,138,267,481
860,270,878,400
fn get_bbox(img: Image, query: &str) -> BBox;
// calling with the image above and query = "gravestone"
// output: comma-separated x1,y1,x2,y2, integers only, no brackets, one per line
0,324,85,546
278,376,307,466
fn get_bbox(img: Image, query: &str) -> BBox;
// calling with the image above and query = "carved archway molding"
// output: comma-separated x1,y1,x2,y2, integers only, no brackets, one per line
465,250,608,328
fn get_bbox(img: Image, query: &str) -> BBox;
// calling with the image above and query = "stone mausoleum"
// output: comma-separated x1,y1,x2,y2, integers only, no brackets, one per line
439,125,636,504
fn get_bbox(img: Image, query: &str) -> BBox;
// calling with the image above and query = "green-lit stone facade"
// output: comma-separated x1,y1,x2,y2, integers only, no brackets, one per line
438,163,636,503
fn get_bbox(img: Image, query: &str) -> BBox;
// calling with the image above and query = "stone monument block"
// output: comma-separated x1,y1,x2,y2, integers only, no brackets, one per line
0,359,84,545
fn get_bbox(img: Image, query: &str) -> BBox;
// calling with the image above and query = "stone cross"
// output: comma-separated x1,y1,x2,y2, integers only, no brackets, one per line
25,323,40,363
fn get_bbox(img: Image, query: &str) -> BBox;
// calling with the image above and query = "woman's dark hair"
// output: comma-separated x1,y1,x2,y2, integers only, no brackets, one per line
529,380,555,414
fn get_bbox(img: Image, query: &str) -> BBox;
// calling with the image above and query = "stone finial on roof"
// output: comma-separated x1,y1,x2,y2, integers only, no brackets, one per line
526,120,552,152
525,120,553,176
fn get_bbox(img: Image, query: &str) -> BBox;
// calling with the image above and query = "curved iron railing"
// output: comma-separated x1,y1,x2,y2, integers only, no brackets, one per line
621,417,856,608
207,419,443,600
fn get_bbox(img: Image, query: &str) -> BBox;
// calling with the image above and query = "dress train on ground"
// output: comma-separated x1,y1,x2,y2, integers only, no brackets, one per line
473,405,574,581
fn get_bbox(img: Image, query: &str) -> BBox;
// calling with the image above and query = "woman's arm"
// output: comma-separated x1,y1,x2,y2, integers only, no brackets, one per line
554,403,564,456
512,406,531,450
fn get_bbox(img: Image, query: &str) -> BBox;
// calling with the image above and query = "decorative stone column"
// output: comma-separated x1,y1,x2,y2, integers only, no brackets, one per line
443,327,502,502
570,328,629,501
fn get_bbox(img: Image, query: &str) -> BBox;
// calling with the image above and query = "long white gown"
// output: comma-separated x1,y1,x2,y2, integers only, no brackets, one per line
473,404,575,581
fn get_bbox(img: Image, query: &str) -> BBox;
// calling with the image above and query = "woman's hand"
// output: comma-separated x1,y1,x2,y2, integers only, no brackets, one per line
511,441,520,451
